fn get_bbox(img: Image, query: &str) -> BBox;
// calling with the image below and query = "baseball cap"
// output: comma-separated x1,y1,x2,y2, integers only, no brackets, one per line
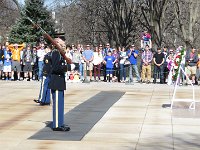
131,44,135,47
13,43,18,47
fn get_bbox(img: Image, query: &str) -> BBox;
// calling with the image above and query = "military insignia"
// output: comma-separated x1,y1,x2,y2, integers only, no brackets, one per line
45,59,48,63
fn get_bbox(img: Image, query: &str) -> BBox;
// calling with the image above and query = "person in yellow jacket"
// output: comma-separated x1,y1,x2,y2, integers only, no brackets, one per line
8,43,25,80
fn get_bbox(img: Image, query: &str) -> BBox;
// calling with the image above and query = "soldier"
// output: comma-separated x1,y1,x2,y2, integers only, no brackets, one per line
34,46,52,105
48,38,74,131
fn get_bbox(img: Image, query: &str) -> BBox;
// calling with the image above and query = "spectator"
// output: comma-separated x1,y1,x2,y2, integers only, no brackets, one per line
71,44,76,53
0,44,4,79
102,43,113,81
32,46,38,80
72,49,81,72
22,44,34,81
141,45,153,84
162,46,169,83
112,48,120,82
99,44,104,81
166,52,174,85
65,45,73,81
8,43,24,81
3,46,12,80
93,46,103,82
185,47,198,84
99,44,104,56
127,45,141,83
119,47,127,82
104,51,116,82
77,44,83,53
65,45,73,60
153,47,165,84
141,31,152,49
103,43,113,56
37,43,46,80
82,45,94,81
196,57,200,85
77,44,84,81
79,50,84,81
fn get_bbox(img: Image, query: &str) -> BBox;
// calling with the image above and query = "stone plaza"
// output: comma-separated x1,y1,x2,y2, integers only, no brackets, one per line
0,81,200,150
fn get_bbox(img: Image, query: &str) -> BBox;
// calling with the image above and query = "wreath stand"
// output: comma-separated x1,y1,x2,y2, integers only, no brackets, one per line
170,60,195,109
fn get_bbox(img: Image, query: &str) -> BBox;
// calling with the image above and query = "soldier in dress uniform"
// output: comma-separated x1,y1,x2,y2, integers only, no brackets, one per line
49,38,74,131
34,45,52,105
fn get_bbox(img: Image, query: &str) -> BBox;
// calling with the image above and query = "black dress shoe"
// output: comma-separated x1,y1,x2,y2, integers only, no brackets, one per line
33,99,40,103
40,102,50,106
52,125,70,131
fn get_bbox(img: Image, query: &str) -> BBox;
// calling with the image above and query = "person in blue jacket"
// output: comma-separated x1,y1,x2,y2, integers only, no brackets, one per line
103,51,116,82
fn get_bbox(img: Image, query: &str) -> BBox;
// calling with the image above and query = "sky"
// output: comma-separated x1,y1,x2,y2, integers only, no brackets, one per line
17,0,70,9
18,0,55,7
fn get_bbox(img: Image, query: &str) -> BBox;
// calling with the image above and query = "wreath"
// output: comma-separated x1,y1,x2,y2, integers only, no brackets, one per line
174,53,181,70
172,47,185,80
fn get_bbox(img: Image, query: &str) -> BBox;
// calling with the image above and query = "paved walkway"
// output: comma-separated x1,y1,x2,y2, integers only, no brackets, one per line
0,81,200,150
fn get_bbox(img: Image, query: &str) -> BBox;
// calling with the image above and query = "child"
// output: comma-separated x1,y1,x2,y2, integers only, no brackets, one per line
103,51,116,82
3,47,12,80
141,31,152,49
69,71,74,81
73,71,80,82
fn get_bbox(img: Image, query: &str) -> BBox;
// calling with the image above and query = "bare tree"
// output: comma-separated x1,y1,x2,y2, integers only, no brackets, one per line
52,0,200,49
100,0,139,48
54,0,140,47
12,0,20,9
173,0,200,48
140,0,174,48
0,0,20,42
53,0,102,45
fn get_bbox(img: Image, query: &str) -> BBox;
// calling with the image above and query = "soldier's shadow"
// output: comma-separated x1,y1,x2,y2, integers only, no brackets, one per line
44,121,52,128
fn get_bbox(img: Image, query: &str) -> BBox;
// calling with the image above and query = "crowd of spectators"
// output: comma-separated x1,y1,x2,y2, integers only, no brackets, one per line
0,34,200,85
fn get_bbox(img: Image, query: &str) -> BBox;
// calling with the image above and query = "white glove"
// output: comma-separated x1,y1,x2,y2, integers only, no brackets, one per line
70,64,75,71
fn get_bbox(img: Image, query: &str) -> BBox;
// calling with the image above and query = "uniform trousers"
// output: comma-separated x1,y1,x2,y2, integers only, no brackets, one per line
38,76,51,104
51,90,64,128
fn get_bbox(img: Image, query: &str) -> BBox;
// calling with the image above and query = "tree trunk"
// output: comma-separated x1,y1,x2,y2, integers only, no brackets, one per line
174,0,200,48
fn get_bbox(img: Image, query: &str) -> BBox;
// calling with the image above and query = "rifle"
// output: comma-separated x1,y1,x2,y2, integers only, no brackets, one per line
27,17,72,64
